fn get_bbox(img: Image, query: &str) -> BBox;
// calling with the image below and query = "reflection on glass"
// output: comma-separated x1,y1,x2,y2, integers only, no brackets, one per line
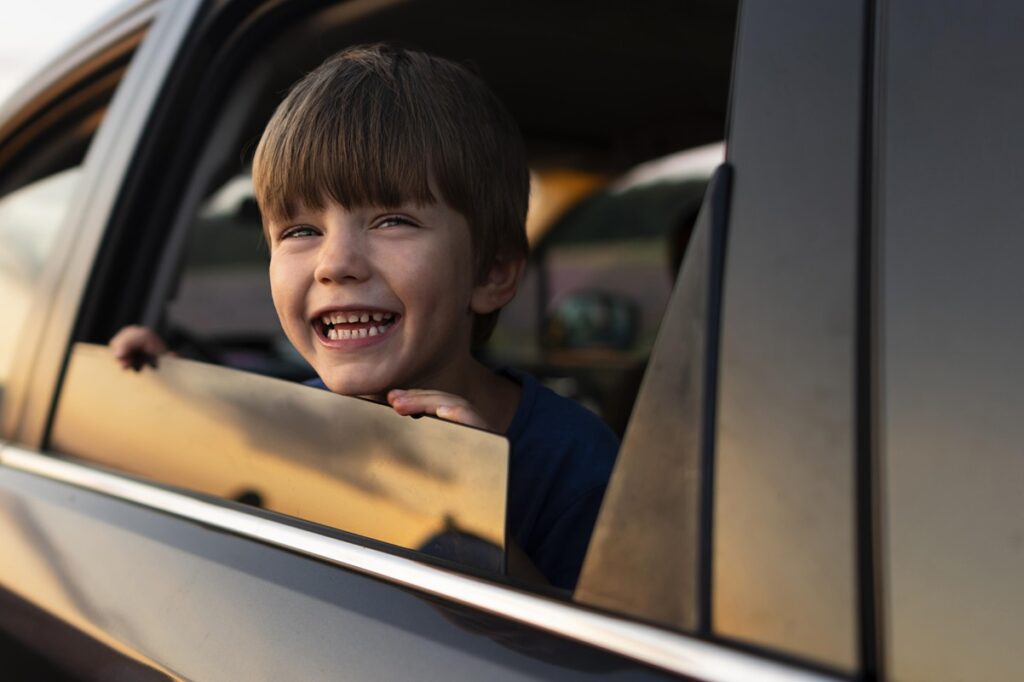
51,344,508,573
0,167,82,395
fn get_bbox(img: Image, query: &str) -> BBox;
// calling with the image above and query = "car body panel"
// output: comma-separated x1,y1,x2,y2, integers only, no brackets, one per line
879,1,1024,680
712,0,864,669
0,447,841,682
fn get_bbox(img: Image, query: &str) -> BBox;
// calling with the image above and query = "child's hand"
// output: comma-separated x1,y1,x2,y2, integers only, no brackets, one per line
109,325,171,370
387,389,492,431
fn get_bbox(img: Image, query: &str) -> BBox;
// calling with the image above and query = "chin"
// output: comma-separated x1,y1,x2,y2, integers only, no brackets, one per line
318,368,391,398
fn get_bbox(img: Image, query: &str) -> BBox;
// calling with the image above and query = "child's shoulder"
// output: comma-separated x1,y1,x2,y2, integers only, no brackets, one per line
502,369,619,467
501,369,619,588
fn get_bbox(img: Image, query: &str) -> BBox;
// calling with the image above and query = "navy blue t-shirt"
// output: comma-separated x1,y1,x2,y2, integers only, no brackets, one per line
304,372,619,590
501,369,619,590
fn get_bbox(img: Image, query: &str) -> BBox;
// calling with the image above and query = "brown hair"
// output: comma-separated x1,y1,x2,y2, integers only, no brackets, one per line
252,44,529,346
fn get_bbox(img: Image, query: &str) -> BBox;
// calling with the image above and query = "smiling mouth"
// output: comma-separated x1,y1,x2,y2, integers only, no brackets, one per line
313,310,399,341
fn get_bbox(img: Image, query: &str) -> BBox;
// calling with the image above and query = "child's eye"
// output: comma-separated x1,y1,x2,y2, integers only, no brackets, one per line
376,215,417,229
281,225,319,239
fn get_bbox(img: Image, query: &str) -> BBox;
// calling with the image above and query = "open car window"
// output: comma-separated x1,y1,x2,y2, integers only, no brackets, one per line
49,0,737,601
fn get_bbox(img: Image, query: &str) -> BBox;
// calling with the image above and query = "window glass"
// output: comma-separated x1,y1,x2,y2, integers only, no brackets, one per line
51,342,510,575
0,25,139,414
576,165,727,631
0,166,83,401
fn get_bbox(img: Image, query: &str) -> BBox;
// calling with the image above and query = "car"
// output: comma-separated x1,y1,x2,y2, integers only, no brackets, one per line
1,0,1021,680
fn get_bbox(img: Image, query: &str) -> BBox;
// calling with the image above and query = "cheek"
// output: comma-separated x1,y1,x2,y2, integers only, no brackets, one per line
398,243,473,315
268,257,304,323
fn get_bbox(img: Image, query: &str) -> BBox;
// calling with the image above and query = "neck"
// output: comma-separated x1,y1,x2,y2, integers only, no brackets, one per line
460,359,522,434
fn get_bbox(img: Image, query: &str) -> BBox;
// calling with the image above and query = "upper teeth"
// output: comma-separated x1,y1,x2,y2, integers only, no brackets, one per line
321,311,394,325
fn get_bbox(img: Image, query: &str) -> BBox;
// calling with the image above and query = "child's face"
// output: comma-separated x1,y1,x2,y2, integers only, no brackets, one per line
267,198,480,397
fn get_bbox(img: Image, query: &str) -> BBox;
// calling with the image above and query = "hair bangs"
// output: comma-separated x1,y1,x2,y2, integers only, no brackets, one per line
253,58,440,225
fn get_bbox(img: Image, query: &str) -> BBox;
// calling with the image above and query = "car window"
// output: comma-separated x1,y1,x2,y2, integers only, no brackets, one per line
576,164,730,631
0,168,83,398
0,36,134,412
50,0,738,599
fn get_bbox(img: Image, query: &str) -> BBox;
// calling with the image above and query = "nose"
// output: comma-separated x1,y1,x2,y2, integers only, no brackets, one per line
314,228,371,285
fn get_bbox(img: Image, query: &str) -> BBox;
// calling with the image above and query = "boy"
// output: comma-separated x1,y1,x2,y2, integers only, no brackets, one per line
112,44,618,590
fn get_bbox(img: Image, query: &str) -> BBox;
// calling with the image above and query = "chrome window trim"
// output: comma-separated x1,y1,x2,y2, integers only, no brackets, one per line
1,446,839,682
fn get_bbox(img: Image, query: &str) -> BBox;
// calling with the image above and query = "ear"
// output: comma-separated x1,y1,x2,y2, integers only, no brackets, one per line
470,255,525,314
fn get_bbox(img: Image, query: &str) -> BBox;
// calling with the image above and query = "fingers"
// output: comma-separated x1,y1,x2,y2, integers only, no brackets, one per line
109,325,169,370
386,389,490,430
435,404,485,428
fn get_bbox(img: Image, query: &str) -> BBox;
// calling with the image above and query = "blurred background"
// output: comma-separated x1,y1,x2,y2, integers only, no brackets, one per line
0,0,122,105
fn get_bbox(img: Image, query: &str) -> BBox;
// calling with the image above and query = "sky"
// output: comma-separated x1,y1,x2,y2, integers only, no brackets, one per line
0,0,124,105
